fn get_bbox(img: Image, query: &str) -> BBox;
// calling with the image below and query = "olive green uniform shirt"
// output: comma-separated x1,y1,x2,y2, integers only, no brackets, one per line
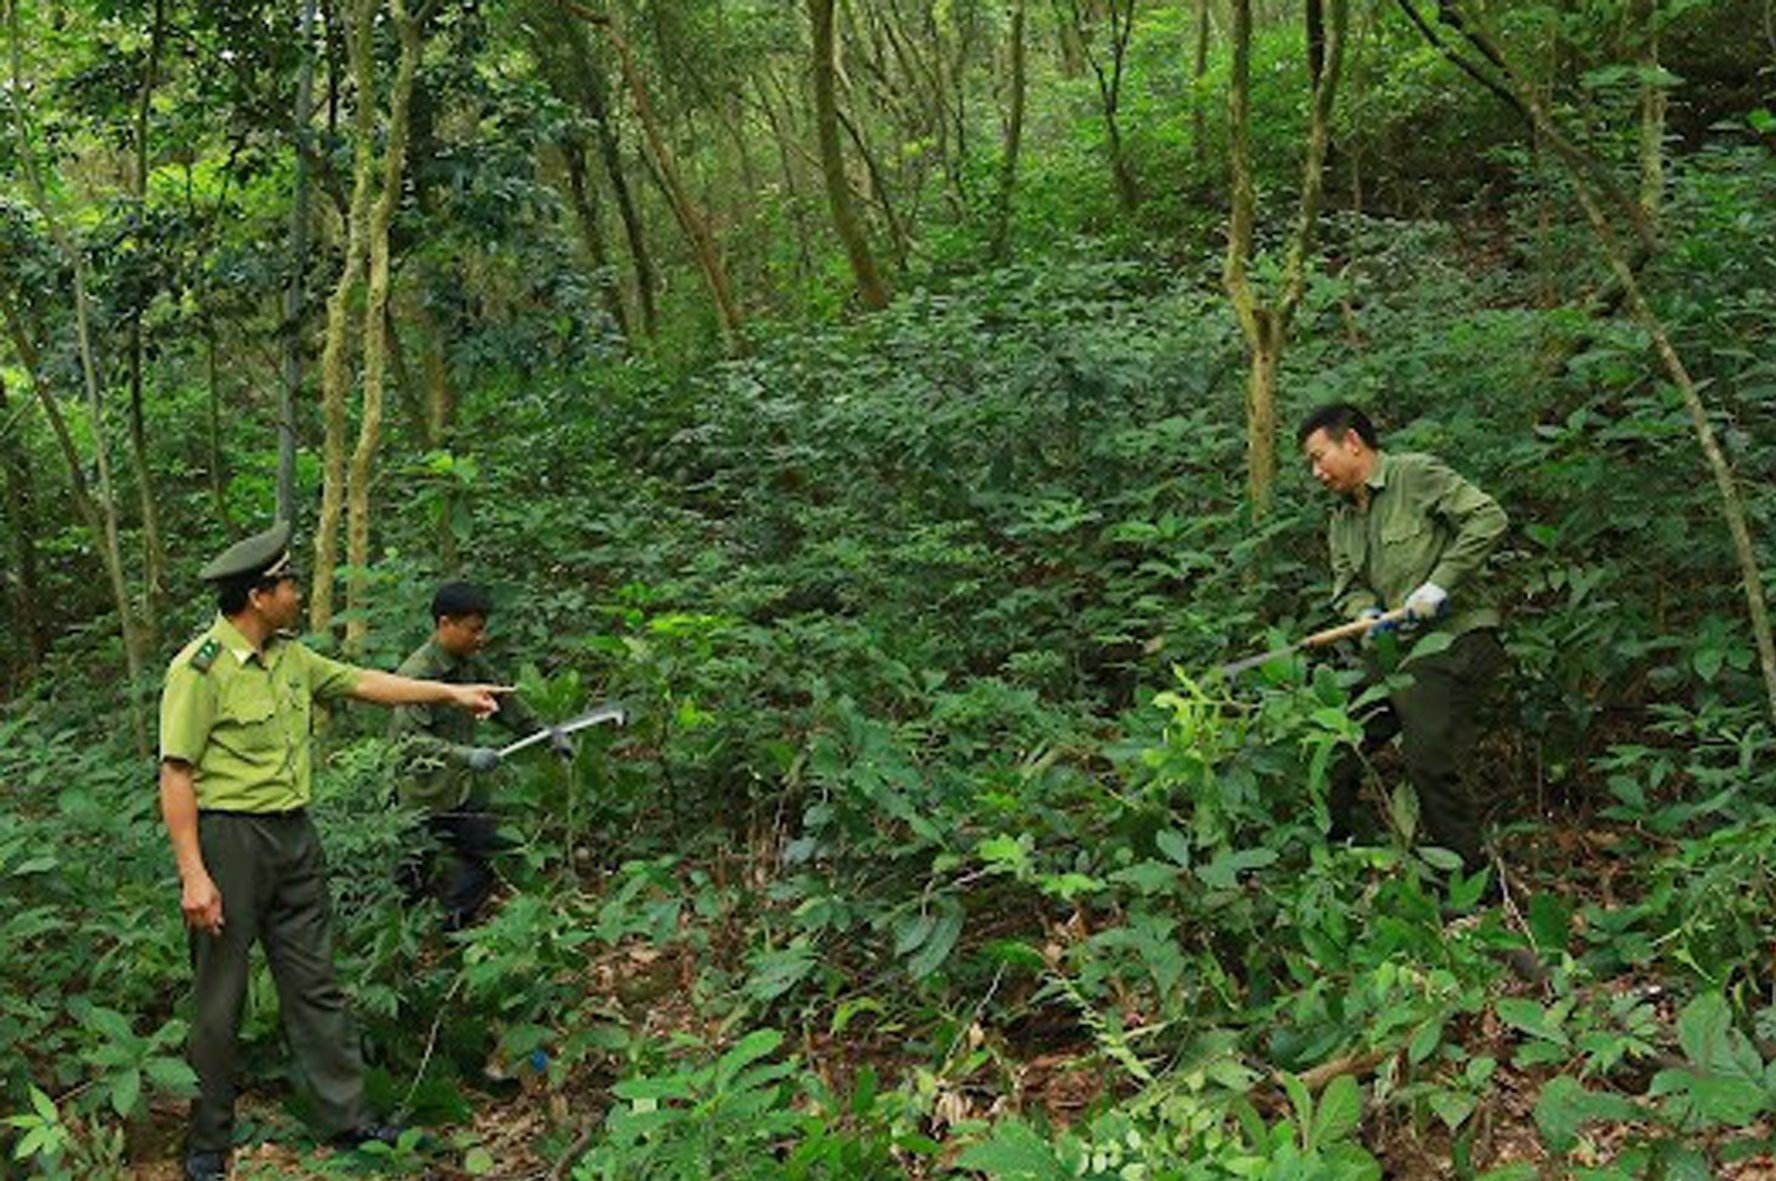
388,639,539,811
1327,451,1508,638
159,616,363,812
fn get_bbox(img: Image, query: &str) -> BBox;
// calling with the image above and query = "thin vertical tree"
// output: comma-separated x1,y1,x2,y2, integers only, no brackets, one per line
1224,0,1347,518
989,0,1028,263
811,0,890,309
4,0,147,752
1444,0,1776,723
311,0,380,638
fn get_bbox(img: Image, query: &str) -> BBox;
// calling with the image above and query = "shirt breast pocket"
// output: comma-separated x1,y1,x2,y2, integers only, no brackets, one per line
1380,516,1441,578
223,691,281,751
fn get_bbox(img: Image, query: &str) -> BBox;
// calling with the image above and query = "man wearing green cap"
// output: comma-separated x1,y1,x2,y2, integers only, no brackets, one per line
158,520,510,1181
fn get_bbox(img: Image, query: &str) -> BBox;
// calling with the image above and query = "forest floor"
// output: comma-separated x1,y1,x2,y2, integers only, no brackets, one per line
117,823,1776,1181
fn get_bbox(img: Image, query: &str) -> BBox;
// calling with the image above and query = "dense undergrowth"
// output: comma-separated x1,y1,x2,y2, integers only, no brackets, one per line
4,141,1776,1180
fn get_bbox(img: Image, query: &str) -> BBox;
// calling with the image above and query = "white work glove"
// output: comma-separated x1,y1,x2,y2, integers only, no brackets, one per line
1403,581,1448,622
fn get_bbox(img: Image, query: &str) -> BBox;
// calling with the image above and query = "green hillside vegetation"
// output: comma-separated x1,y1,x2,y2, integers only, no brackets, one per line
1,0,1774,1177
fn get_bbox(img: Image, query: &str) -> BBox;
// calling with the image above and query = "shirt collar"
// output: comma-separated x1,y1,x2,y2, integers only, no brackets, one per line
1365,450,1391,492
213,614,287,666
213,614,263,666
425,637,464,674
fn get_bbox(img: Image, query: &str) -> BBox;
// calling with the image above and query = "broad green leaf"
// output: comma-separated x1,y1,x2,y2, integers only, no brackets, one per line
1310,1075,1362,1149
906,904,963,980
109,1068,141,1118
954,1121,1069,1180
715,1029,785,1086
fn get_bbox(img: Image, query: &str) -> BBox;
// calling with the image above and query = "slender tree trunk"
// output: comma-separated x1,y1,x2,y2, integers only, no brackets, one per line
0,373,43,673
281,0,320,524
810,0,890,310
563,1,746,353
1076,0,1140,213
1634,0,1665,226
0,283,146,751
1449,1,1776,722
205,326,234,531
757,70,816,288
125,0,168,644
989,0,1027,263
1054,0,1085,76
412,297,459,571
4,0,146,751
560,134,633,339
311,0,379,637
836,105,910,268
548,19,658,337
1224,0,1346,518
1191,0,1211,170
344,0,425,658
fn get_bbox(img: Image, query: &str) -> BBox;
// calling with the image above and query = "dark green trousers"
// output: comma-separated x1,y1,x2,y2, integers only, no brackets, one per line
187,810,368,1153
1329,629,1506,872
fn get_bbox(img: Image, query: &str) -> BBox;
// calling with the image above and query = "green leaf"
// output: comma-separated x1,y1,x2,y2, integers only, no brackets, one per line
1408,1020,1443,1066
1676,993,1762,1080
954,1121,1069,1180
110,1068,141,1118
1428,1089,1476,1131
906,903,963,980
715,1029,785,1087
29,1087,56,1124
144,1056,198,1096
1155,829,1191,867
1473,1166,1538,1181
1497,998,1569,1046
1533,1076,1639,1152
464,1147,495,1174
612,1075,696,1103
1196,847,1278,889
1310,1075,1362,1149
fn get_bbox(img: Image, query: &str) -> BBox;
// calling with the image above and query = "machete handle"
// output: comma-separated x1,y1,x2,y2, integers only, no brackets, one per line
1298,607,1411,650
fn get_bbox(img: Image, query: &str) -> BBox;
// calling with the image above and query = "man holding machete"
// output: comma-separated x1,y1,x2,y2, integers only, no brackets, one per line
1297,404,1510,882
390,581,582,930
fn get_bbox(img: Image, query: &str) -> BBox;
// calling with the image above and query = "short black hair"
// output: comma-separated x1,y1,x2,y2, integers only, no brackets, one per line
1297,402,1380,449
217,575,255,616
217,571,293,616
432,581,493,622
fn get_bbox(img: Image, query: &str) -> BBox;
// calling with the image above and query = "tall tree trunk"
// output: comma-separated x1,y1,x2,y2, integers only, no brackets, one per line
990,0,1027,263
205,326,234,531
281,0,320,524
0,284,146,751
0,373,44,675
757,69,816,288
1074,0,1140,213
1633,0,1665,227
811,0,890,310
1449,2,1776,722
1191,0,1211,170
344,0,425,658
125,0,168,645
564,1,746,354
1224,0,1346,518
836,105,910,269
311,0,380,638
4,0,146,752
559,133,633,339
540,16,659,338
412,296,459,571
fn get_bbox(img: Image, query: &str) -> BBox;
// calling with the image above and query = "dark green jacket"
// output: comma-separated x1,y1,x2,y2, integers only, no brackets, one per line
389,639,539,810
1326,450,1508,638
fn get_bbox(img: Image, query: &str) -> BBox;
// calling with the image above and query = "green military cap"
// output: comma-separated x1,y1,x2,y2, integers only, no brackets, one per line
198,519,296,583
